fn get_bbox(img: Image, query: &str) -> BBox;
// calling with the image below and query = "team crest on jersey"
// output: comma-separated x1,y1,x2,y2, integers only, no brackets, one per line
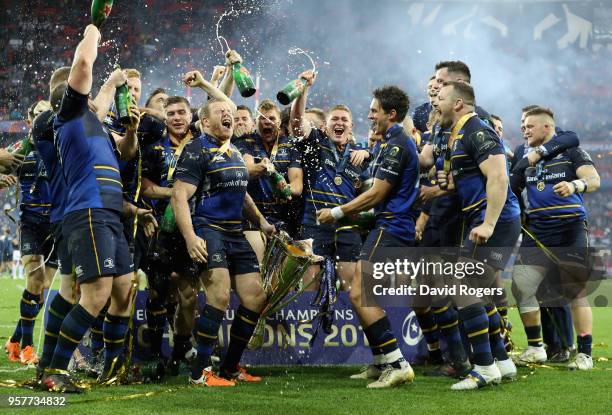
536,181,545,191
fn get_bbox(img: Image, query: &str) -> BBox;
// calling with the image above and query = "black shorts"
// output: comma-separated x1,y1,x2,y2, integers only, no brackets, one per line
21,211,58,270
51,221,71,274
122,216,151,271
520,220,589,267
20,211,52,256
63,208,134,283
196,228,259,275
359,227,415,262
300,224,361,262
460,217,521,271
147,230,198,276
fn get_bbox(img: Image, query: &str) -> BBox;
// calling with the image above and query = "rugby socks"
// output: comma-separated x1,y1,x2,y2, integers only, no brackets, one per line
49,304,95,370
220,305,261,375
39,294,73,369
146,298,167,357
365,316,406,369
90,304,108,354
192,305,224,379
103,314,129,363
459,304,494,367
17,289,41,347
415,308,443,363
362,320,384,366
485,304,508,361
577,334,592,356
433,304,467,362
525,325,543,348
496,303,508,321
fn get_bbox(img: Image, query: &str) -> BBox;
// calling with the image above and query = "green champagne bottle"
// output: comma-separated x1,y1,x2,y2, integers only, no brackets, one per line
277,77,307,105
114,82,131,124
338,211,376,229
91,0,114,28
160,204,176,233
269,171,292,200
7,137,32,157
232,63,256,98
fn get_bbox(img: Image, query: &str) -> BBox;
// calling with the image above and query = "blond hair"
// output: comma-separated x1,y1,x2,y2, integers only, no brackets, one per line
124,68,141,79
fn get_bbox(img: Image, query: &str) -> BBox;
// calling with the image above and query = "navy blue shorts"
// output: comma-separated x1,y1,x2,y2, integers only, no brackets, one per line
520,220,589,267
460,217,521,271
147,229,198,276
20,211,55,263
359,228,415,262
51,221,71,275
301,224,361,262
196,228,259,275
63,208,134,283
122,216,151,271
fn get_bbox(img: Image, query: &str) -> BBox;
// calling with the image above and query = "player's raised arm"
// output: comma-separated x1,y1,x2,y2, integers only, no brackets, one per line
289,70,316,138
67,24,101,95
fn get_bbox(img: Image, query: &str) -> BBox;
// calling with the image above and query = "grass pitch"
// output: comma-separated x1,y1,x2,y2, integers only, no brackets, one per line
0,278,610,415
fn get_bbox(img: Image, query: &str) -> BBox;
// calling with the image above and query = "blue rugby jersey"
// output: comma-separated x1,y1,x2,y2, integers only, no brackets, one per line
236,133,301,221
513,147,593,225
104,112,166,205
174,133,249,236
298,129,370,226
369,124,420,241
449,114,520,224
142,133,192,217
18,148,51,217
53,85,123,214
426,126,462,217
32,110,66,223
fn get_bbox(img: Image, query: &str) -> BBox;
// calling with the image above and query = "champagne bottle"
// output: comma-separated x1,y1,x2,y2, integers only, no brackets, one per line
338,211,376,229
91,0,114,28
232,63,256,98
269,171,292,200
276,77,307,105
160,204,176,233
114,82,131,125
7,137,32,157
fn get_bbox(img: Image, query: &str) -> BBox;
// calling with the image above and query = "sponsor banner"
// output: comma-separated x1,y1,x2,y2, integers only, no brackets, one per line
44,290,428,365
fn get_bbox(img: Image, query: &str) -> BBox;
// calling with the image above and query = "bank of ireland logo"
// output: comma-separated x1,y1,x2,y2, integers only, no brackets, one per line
402,311,423,346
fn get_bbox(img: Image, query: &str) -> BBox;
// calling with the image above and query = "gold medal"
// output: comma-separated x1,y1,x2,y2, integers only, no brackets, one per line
334,176,343,186
537,181,545,191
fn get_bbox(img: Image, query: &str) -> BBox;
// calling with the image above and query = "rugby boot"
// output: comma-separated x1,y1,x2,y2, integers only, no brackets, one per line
19,345,39,365
367,363,415,389
451,364,501,390
5,339,21,362
42,369,85,393
516,346,547,365
190,367,235,387
496,358,517,380
568,353,593,371
349,364,383,380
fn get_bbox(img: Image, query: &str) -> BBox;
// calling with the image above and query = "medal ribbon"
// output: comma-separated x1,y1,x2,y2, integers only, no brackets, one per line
444,112,477,173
